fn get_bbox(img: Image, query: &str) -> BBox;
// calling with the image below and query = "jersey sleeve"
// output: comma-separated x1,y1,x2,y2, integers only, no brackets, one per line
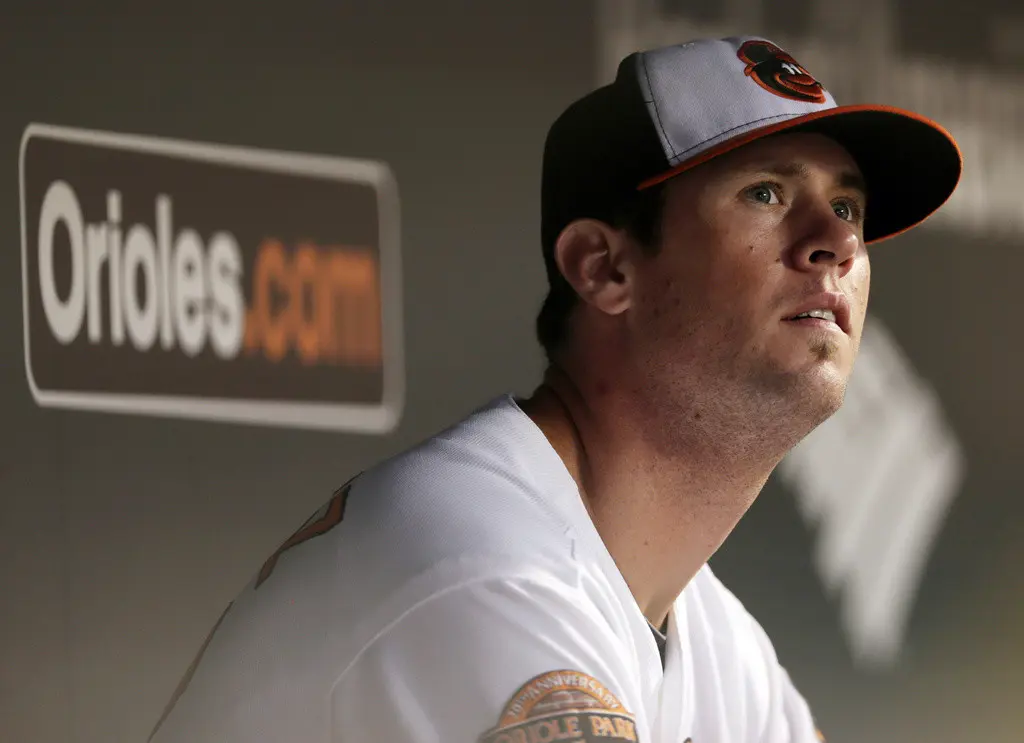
330,567,650,743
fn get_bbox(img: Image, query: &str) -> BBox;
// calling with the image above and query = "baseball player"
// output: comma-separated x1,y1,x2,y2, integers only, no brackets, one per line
148,36,961,743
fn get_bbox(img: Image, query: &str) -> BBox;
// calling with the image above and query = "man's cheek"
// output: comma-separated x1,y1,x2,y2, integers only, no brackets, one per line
850,253,871,294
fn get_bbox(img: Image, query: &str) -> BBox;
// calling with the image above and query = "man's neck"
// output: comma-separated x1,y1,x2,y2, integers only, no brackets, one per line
519,366,783,628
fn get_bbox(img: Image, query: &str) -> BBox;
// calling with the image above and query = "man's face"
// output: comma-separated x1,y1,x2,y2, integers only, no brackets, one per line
626,131,871,431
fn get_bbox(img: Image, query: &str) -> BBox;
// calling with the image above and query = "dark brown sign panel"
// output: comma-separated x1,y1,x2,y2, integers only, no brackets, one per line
20,123,403,432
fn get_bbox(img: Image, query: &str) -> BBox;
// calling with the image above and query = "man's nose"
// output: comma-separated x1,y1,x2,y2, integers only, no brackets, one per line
790,205,862,278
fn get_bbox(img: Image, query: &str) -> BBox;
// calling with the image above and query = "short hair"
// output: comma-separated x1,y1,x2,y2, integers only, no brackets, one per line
535,183,667,363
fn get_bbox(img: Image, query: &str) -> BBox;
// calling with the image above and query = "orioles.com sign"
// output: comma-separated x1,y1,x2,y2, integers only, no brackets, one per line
19,123,403,432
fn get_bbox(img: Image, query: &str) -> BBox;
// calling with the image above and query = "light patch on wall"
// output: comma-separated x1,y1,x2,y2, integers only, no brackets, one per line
777,316,965,668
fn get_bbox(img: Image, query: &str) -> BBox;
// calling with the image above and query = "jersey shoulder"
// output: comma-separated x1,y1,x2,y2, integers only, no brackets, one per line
149,395,594,743
256,393,583,611
349,394,579,566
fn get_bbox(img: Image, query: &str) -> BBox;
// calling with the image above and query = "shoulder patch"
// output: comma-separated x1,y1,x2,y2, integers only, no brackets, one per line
479,669,638,743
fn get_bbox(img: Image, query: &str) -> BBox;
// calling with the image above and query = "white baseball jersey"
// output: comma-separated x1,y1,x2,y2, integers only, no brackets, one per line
149,395,824,743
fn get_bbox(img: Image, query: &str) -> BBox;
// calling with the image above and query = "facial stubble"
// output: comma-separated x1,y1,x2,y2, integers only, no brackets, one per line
810,334,841,362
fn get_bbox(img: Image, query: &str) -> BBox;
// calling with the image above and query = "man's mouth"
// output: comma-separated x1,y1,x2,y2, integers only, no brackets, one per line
790,309,836,323
784,293,851,334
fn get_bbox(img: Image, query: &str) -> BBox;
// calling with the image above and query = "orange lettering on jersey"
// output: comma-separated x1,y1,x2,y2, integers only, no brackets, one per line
255,477,357,589
479,670,637,743
611,717,636,741
522,717,582,742
589,716,613,737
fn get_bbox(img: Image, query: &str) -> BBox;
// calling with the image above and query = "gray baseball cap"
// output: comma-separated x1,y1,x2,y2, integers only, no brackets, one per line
540,36,962,263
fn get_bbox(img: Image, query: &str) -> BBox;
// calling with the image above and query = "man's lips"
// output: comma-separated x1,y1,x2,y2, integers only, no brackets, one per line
783,292,851,335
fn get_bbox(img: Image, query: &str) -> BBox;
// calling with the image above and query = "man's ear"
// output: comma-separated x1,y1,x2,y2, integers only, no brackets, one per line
553,219,635,317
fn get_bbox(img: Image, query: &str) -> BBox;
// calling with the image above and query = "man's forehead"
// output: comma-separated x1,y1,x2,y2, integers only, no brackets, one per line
687,133,867,193
750,161,867,195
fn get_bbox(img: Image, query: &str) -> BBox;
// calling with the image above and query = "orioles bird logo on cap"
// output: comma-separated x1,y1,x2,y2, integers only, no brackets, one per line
737,40,827,104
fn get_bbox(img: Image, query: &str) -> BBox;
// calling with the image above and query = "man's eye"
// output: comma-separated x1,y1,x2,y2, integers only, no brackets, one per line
747,184,781,205
832,199,861,222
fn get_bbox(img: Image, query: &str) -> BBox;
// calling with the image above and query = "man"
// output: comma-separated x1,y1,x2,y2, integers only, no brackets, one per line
148,36,961,743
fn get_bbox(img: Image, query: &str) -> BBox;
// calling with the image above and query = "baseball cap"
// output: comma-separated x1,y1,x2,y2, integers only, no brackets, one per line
541,36,962,262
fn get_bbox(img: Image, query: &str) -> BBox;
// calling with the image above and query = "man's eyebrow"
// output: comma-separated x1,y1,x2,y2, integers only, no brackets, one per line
838,170,868,198
753,162,868,198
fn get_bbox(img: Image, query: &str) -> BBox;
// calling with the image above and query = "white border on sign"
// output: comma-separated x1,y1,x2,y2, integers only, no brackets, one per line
19,122,405,434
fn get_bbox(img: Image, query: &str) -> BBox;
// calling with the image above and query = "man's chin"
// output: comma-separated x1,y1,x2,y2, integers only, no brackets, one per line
760,355,851,422
808,335,844,363
798,365,850,421
779,335,854,380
